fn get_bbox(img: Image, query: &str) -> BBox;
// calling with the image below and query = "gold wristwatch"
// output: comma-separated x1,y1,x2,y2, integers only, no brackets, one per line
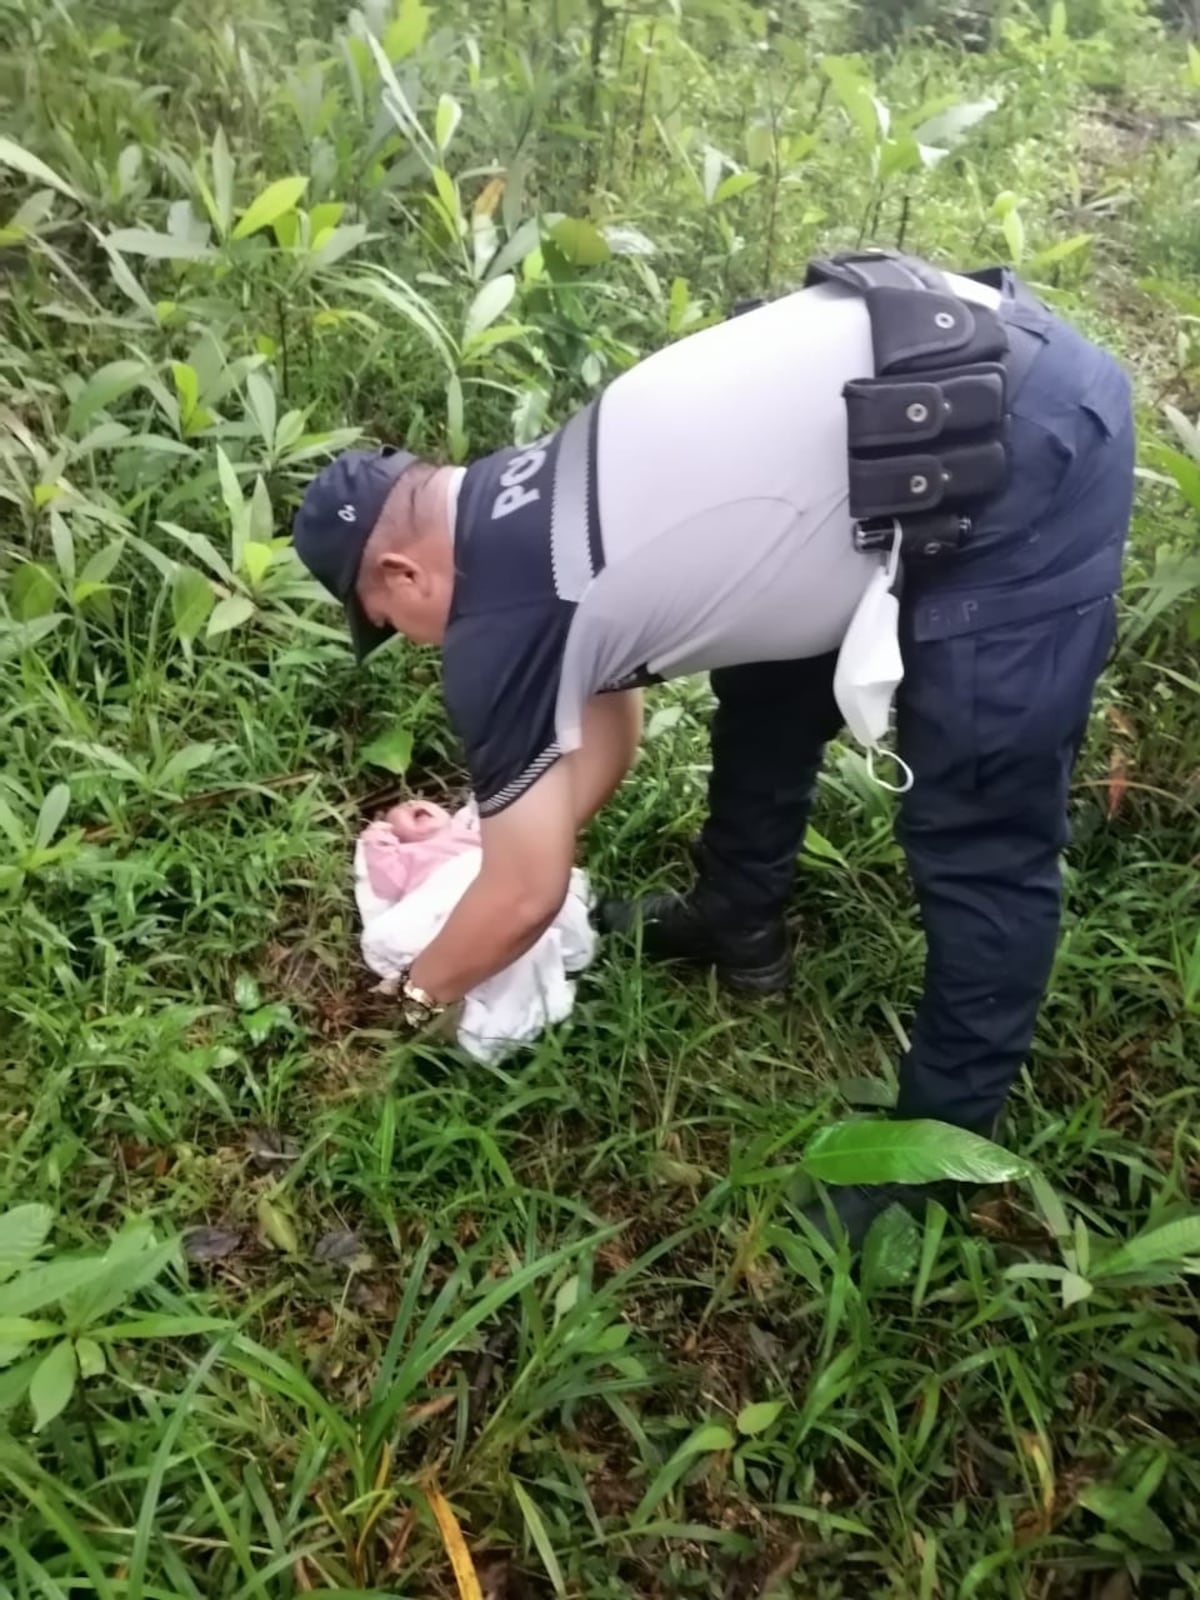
399,971,444,1030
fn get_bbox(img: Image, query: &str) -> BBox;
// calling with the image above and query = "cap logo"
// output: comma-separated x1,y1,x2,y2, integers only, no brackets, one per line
337,503,356,523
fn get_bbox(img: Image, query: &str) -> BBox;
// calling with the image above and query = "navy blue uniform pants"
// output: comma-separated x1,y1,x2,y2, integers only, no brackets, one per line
697,291,1135,1131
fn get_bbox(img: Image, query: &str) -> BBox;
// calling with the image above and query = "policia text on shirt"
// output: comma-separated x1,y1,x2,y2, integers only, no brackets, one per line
294,249,1134,1248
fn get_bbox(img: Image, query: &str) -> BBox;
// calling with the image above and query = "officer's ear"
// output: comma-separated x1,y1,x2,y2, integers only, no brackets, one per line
374,547,437,600
376,549,420,578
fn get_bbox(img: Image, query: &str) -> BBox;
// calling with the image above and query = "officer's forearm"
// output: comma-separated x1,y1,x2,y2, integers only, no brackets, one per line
407,872,559,1003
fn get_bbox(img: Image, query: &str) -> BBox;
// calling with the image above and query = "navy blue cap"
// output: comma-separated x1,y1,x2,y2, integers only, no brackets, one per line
292,447,418,659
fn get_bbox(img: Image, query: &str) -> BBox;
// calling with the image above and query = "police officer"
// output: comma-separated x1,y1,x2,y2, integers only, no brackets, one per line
293,252,1134,1245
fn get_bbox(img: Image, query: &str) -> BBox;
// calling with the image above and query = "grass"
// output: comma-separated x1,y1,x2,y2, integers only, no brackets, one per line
2,0,1200,1594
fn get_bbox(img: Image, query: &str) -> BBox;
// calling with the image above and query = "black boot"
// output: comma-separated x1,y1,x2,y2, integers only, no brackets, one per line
800,1181,961,1250
598,887,791,995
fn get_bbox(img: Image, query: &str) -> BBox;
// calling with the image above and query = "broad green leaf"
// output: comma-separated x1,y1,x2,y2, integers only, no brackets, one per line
79,540,125,586
106,244,156,314
464,274,516,343
0,615,68,660
245,370,276,450
56,739,142,784
803,1120,1031,1187
231,175,308,241
746,123,775,170
171,361,199,423
33,785,69,851
235,974,262,1011
431,166,462,235
1061,1271,1094,1307
171,566,216,644
0,1207,54,1284
382,0,430,59
861,1204,923,1290
11,188,55,229
632,1422,733,1526
192,166,221,236
257,1194,299,1255
309,202,346,235
584,1322,631,1355
435,94,462,153
63,1226,178,1327
273,209,300,249
1078,1485,1172,1552
822,56,882,148
458,322,531,364
369,32,434,157
67,359,146,435
361,724,413,774
0,1317,57,1343
0,134,78,199
0,794,26,853
1031,232,1092,268
158,522,236,585
1164,404,1200,466
736,1400,784,1436
157,743,220,787
30,1339,76,1432
512,1480,566,1598
75,1338,105,1379
240,541,274,588
0,1356,37,1412
1002,206,1026,264
206,594,256,638
702,145,723,204
216,446,248,562
549,217,611,267
803,825,849,868
712,171,760,205
352,270,457,372
10,563,57,622
211,126,234,235
913,98,997,148
879,135,923,180
512,385,549,447
274,410,306,454
106,227,214,260
49,509,75,586
489,216,541,278
1099,1216,1200,1278
309,223,370,269
249,475,273,542
92,1314,229,1340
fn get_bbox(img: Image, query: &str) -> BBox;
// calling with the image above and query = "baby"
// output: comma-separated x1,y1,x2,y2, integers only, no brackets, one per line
358,798,480,903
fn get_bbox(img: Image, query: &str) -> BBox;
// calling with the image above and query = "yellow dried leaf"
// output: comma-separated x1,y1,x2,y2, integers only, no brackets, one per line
426,1486,483,1600
473,176,506,218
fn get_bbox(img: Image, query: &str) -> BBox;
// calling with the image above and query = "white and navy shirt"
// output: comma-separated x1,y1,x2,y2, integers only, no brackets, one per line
444,281,890,816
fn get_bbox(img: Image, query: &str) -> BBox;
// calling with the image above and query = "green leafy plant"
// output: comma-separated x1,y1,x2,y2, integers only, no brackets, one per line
0,1205,223,1432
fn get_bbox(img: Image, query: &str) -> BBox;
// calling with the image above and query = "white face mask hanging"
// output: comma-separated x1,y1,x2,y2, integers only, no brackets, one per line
833,520,914,794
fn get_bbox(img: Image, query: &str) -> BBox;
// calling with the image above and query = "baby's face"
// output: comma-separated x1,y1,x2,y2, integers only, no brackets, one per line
385,800,451,842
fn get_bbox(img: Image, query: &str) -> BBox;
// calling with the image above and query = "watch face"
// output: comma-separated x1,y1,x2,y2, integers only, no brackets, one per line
402,996,435,1029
